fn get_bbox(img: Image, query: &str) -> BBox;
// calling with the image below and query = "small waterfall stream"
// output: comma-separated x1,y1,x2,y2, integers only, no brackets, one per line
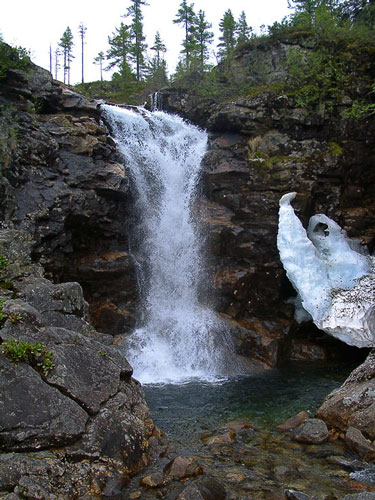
103,105,241,383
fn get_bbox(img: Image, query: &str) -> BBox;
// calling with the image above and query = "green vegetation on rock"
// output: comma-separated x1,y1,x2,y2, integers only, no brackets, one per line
0,36,30,80
0,255,8,268
1,339,55,374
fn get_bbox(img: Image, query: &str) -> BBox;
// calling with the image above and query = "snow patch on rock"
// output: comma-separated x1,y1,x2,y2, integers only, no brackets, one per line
277,192,375,348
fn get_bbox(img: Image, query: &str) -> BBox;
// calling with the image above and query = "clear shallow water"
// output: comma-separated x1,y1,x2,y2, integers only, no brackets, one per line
144,361,357,440
123,362,375,500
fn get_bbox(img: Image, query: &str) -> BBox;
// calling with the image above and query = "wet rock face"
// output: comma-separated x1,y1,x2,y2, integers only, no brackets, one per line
166,82,375,366
159,39,375,368
0,64,138,335
0,229,155,497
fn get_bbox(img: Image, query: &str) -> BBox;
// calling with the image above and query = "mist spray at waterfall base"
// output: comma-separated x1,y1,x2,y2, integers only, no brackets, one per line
103,105,244,384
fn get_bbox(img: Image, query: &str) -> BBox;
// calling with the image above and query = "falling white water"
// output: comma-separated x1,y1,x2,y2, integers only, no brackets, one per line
103,105,241,383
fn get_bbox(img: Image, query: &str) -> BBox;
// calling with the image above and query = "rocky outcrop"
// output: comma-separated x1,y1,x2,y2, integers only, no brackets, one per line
0,63,137,336
0,229,155,497
161,48,375,365
316,350,375,440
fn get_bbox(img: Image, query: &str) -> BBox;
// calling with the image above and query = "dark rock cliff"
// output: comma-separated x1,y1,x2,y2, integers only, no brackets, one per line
0,64,137,336
159,44,375,367
0,64,157,497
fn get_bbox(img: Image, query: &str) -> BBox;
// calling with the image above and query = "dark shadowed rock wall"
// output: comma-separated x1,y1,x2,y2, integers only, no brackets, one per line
0,64,138,336
159,47,375,367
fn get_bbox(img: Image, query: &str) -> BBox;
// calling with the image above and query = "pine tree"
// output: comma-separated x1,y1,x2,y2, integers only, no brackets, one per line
94,51,105,81
148,32,168,87
193,10,214,72
218,10,237,60
78,23,87,84
59,27,74,84
54,48,61,80
151,31,166,66
339,0,375,26
125,0,148,81
236,11,252,46
288,0,321,16
173,0,198,68
106,22,133,80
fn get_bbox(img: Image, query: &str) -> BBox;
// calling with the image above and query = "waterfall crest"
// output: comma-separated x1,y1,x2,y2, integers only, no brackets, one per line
103,105,242,383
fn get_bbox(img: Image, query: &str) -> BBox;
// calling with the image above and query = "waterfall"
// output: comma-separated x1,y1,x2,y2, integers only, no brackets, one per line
150,91,162,111
103,105,242,384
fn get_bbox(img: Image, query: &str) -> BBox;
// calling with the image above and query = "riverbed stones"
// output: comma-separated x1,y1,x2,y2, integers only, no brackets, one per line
163,456,204,481
291,418,329,444
175,476,226,500
278,411,310,432
345,427,375,459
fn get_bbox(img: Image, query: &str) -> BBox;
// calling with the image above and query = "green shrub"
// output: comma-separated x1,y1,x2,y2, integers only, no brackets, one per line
0,36,30,80
1,339,55,374
0,298,6,323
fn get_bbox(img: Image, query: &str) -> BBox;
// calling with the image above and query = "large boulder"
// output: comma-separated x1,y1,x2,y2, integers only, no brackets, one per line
0,230,155,497
316,350,375,439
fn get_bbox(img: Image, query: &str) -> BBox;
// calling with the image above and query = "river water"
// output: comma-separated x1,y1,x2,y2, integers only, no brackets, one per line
124,361,373,500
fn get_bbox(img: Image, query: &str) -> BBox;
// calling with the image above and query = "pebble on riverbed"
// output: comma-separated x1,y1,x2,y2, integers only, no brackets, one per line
277,411,310,432
203,431,237,446
175,476,227,500
139,472,172,488
345,427,375,460
291,418,329,444
221,419,255,433
163,456,204,480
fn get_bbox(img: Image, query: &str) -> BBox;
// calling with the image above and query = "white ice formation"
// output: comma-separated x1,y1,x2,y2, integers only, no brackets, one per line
277,192,375,348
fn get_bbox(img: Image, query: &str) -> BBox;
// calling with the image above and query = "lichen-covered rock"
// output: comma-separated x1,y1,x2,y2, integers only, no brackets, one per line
0,355,88,450
340,494,375,500
0,228,154,496
0,450,138,498
0,230,43,282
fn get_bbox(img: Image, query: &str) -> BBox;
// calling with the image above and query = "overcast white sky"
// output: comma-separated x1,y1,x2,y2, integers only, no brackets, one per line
1,0,291,84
